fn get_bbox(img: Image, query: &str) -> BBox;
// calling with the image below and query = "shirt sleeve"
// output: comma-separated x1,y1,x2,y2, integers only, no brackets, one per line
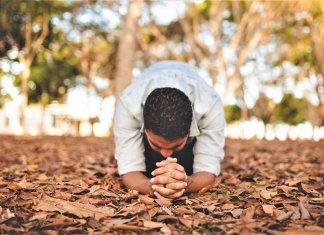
113,98,146,175
193,99,226,176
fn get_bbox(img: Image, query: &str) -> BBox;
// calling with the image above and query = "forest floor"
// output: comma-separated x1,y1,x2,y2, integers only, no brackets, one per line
0,135,323,235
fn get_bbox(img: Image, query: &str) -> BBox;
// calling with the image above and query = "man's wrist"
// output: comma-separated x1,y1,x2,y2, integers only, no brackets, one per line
185,175,193,191
146,179,155,196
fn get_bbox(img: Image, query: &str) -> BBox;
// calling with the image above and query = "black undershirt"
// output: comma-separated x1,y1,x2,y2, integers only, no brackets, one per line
143,135,196,178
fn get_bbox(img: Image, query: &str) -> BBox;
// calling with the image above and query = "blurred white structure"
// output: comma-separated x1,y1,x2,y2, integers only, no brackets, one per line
225,118,324,141
0,86,116,137
0,94,323,140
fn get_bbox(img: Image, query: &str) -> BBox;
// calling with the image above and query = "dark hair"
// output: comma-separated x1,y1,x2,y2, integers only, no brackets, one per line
143,88,192,140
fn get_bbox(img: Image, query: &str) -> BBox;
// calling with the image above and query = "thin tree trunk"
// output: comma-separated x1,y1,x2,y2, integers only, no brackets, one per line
113,0,144,99
20,61,31,132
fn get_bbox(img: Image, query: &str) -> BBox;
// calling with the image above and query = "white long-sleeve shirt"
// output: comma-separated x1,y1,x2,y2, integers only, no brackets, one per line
113,61,226,176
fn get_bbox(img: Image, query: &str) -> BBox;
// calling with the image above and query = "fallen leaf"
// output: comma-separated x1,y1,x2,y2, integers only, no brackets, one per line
139,195,155,205
161,206,173,216
298,201,311,219
179,218,192,228
7,182,20,191
300,183,321,197
28,213,52,221
54,191,72,200
222,203,235,210
260,190,277,200
156,215,178,222
291,208,301,220
174,206,195,215
111,224,149,231
154,194,173,207
231,208,243,218
240,206,255,222
17,176,27,189
148,207,160,217
105,217,136,227
276,211,294,221
90,188,118,198
277,185,298,194
33,195,115,220
36,173,48,181
143,220,165,228
0,208,15,224
160,224,172,234
262,204,274,215
198,184,212,193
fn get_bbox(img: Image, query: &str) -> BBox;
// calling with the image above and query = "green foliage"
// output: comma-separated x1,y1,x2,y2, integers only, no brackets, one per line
29,46,80,105
224,105,241,123
274,93,307,125
0,0,72,55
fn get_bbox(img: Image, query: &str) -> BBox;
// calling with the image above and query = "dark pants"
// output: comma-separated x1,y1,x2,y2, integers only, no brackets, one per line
143,136,196,178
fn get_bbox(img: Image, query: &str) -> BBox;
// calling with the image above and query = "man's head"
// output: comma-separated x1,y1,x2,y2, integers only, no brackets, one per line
143,88,193,157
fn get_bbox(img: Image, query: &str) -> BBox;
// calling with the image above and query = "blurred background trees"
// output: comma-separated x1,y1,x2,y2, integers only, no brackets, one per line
0,0,323,137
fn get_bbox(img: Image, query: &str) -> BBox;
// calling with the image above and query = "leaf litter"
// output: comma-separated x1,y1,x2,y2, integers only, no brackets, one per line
0,136,323,234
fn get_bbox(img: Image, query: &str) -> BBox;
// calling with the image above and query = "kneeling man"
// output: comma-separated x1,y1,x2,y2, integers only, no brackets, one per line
114,61,226,199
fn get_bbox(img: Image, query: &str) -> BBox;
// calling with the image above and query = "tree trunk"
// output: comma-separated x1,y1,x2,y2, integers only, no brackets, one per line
20,61,31,133
113,0,144,99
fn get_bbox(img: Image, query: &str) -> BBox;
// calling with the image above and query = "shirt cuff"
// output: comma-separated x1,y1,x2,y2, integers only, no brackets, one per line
116,153,146,176
193,154,221,176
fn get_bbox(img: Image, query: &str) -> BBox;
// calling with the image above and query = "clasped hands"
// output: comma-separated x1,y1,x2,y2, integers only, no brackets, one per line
150,157,188,199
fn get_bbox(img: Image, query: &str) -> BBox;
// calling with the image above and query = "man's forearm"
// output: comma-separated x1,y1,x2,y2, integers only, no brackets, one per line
121,171,154,196
185,172,216,193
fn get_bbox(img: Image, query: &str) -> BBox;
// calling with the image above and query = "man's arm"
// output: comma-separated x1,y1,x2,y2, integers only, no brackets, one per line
193,99,226,176
121,171,154,196
185,171,215,193
114,98,146,176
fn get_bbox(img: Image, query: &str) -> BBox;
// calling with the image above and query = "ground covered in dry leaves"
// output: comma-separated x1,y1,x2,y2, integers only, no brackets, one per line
0,135,323,234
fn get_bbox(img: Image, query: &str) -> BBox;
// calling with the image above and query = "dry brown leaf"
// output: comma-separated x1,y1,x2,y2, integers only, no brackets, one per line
148,207,160,217
143,220,165,228
155,195,173,207
160,224,172,234
90,188,118,197
231,208,244,218
36,173,48,181
17,176,28,188
262,204,274,215
175,206,195,215
207,204,216,212
277,185,298,194
7,182,20,191
28,213,52,221
0,208,15,224
222,203,235,210
291,208,301,220
139,195,155,205
300,184,321,197
298,201,311,219
240,206,255,222
105,217,136,227
198,184,213,193
156,215,178,222
111,224,149,231
33,195,115,220
54,191,72,200
260,190,277,200
276,211,294,221
179,218,192,228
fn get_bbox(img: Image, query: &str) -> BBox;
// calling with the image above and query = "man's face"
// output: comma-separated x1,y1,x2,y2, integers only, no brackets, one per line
145,129,189,158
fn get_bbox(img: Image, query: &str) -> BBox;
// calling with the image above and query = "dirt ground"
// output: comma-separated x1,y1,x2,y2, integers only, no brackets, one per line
0,135,323,234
